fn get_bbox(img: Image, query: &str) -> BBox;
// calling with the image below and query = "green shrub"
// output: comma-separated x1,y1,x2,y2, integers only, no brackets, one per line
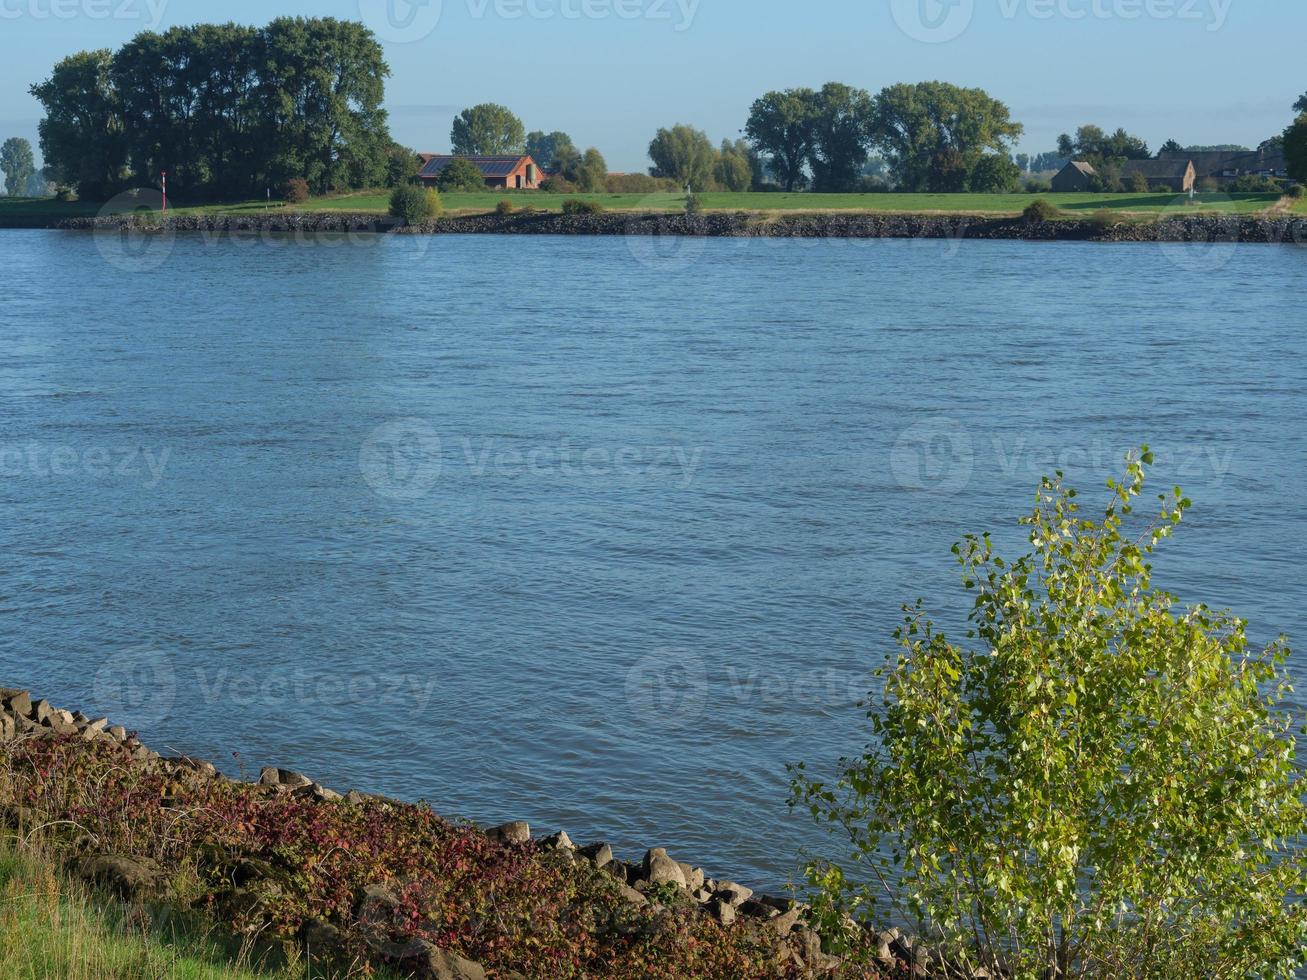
1289,183,1306,199
1226,174,1285,193
561,198,603,215
1089,208,1121,230
54,186,76,202
282,178,310,204
1022,177,1052,194
684,192,702,215
389,183,441,224
496,199,515,215
793,450,1307,978
1022,198,1059,222
1128,171,1151,193
436,157,486,192
539,175,576,194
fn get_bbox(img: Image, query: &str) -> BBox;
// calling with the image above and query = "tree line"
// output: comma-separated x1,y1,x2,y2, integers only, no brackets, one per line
29,18,399,201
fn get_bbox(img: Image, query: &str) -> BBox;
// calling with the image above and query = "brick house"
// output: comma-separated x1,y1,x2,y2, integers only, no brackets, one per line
418,155,545,190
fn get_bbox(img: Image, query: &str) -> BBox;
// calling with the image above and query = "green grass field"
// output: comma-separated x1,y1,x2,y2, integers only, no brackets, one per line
1,190,1299,222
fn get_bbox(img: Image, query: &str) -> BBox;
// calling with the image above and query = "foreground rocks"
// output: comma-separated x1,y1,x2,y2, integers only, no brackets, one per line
21,208,1307,247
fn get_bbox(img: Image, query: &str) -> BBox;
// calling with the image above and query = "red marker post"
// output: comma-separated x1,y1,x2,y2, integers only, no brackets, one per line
161,171,168,213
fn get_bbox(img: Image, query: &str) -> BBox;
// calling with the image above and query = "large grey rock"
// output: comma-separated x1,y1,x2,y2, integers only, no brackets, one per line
710,898,737,926
577,842,613,867
258,767,313,790
713,882,753,907
487,821,531,845
385,938,486,980
677,863,705,892
4,691,32,718
538,830,574,852
642,848,687,888
79,854,165,899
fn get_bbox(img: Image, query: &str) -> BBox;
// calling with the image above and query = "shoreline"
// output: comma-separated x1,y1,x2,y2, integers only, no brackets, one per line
0,684,941,979
1,209,1305,244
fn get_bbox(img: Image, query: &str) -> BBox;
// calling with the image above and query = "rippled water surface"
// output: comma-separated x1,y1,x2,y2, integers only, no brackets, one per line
1,230,1304,890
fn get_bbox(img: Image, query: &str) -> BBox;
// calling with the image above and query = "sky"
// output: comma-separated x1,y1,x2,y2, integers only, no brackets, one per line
0,0,1301,173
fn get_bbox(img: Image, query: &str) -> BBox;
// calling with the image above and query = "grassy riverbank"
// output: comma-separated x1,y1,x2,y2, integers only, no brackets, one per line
1,189,1300,225
0,839,307,980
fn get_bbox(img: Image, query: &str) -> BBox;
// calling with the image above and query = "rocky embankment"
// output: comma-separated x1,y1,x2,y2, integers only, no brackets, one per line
0,686,957,979
15,208,1307,244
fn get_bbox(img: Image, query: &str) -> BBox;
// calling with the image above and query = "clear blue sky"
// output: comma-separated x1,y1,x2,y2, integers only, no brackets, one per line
1,0,1300,173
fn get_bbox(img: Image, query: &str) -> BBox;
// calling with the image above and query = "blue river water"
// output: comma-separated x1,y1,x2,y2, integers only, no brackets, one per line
0,228,1303,890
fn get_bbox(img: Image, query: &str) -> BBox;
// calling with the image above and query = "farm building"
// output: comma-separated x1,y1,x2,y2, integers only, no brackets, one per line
1050,161,1097,192
1119,158,1196,192
418,155,545,190
1158,147,1288,183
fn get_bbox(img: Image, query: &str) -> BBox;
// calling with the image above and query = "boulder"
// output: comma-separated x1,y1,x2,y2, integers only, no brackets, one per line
258,768,313,790
710,898,737,927
79,854,166,899
602,859,632,885
577,842,613,867
677,863,705,892
107,726,127,742
739,898,779,920
0,714,14,740
642,848,687,888
385,938,486,980
713,882,753,907
486,821,531,845
615,882,648,906
538,830,575,852
4,691,32,718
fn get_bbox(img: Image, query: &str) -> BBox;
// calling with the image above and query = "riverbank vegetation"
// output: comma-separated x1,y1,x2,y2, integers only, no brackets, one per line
792,451,1307,978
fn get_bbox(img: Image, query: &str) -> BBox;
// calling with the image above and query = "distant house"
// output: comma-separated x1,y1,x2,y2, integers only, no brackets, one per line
418,154,544,190
1050,161,1097,192
1120,158,1196,192
1159,148,1288,184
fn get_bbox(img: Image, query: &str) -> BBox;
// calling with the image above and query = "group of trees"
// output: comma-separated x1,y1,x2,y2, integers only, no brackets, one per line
744,81,1023,193
0,137,47,196
644,126,759,192
29,18,396,201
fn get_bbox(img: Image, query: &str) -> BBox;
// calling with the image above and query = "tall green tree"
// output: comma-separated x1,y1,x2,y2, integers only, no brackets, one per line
647,124,716,190
713,139,754,192
744,88,817,192
1158,138,1184,155
0,137,37,196
969,152,1020,193
451,104,525,156
808,82,874,193
1057,125,1150,167
575,147,607,192
29,50,127,200
1285,114,1307,183
258,18,392,194
1295,92,1307,114
525,130,573,169
870,81,1023,192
